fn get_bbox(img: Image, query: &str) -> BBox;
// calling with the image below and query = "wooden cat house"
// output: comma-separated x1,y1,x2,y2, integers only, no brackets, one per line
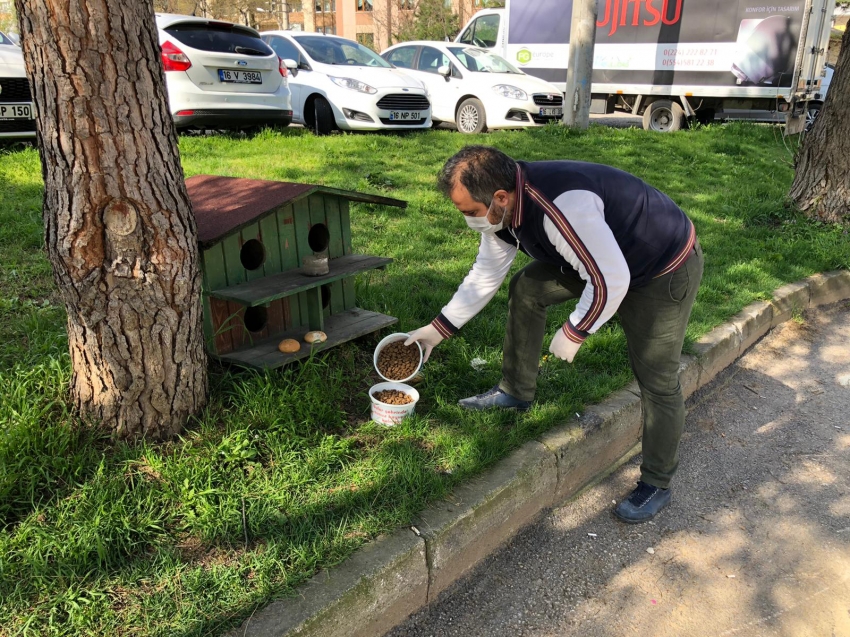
185,175,403,369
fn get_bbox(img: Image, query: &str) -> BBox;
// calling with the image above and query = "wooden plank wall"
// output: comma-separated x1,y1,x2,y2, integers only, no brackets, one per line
340,200,356,310
308,194,346,318
201,194,357,356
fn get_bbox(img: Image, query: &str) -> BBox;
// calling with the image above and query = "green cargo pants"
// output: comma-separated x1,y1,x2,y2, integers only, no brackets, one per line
499,242,703,489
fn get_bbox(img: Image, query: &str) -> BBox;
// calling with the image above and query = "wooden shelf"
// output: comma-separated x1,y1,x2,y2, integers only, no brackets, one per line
213,308,398,369
209,254,392,307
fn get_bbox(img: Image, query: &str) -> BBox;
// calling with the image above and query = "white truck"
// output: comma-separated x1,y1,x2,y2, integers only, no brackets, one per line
456,0,835,132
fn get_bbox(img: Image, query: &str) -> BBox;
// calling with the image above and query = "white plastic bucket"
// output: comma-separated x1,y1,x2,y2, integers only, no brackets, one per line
373,332,423,383
369,381,420,426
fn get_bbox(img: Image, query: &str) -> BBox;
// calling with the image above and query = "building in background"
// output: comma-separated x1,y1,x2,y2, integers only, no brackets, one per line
0,0,16,34
164,1,492,51
335,1,489,50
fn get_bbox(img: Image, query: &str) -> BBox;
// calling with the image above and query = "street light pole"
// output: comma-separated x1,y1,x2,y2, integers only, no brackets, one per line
562,0,597,129
281,2,290,29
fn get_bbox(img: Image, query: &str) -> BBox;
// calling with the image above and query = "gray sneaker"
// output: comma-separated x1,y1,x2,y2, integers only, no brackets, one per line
614,481,672,524
458,385,532,412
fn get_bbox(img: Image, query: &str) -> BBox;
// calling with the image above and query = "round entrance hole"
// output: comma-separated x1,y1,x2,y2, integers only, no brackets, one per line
243,306,268,333
321,284,331,309
308,223,330,253
240,239,266,271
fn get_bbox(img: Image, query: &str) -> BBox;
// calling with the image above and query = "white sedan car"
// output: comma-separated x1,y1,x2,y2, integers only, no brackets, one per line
260,31,431,134
156,14,292,130
0,30,36,141
381,41,564,134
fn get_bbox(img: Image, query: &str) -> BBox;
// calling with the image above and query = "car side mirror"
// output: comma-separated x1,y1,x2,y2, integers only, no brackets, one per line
283,58,298,76
437,65,451,79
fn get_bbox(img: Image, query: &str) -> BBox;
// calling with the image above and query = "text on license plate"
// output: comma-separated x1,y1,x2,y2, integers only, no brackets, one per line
0,103,33,119
539,107,563,117
218,70,262,84
388,111,419,121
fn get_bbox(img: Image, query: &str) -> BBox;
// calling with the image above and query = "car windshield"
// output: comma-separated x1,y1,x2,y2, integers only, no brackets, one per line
296,35,391,67
448,47,521,74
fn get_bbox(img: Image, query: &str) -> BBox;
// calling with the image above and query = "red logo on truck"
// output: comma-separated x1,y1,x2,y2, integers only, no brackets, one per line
597,0,683,37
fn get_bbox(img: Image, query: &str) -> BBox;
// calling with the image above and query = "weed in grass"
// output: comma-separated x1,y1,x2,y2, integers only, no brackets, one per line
0,123,848,636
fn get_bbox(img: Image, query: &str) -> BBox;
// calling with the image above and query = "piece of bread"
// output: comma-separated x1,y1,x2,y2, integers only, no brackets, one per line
278,338,301,353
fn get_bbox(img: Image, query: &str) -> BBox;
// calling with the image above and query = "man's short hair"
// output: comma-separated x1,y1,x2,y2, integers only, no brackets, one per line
437,146,517,205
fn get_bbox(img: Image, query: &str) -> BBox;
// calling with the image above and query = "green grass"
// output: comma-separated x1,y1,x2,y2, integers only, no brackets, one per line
1,123,848,636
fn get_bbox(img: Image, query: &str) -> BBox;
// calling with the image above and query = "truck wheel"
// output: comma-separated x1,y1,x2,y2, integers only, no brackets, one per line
643,100,685,132
312,96,335,136
805,103,821,131
456,98,487,134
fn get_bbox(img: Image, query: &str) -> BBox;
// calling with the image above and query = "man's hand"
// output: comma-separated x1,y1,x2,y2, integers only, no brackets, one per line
549,327,582,363
404,324,444,363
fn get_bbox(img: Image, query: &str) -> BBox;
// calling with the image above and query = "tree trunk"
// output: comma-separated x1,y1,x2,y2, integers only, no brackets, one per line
15,0,208,440
789,26,850,224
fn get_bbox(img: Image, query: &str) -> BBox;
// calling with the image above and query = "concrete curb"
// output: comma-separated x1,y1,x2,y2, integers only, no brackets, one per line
413,441,557,600
228,530,428,637
229,270,850,637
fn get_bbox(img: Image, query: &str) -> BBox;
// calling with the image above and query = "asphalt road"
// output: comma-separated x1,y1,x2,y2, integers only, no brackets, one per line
386,302,850,637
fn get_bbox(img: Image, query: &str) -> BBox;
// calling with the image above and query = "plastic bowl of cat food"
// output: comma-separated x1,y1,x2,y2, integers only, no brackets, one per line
373,332,423,383
369,381,420,426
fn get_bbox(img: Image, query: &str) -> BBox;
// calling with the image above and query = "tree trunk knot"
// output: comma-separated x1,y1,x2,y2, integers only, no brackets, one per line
103,199,138,236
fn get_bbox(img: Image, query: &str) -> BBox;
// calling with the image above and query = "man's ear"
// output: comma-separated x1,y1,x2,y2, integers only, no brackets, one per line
494,189,511,206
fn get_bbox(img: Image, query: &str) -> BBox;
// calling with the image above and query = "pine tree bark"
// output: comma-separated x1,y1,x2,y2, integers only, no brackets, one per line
15,0,208,440
789,26,850,224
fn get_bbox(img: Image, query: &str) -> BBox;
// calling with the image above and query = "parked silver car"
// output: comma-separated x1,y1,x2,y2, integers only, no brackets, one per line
156,14,292,130
0,30,36,141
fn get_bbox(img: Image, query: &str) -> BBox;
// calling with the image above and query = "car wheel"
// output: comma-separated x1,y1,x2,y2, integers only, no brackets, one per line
642,100,685,132
456,98,487,134
805,103,821,131
312,96,335,136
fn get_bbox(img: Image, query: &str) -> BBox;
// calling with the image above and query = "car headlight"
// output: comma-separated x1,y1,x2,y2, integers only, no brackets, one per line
492,84,528,100
330,76,377,94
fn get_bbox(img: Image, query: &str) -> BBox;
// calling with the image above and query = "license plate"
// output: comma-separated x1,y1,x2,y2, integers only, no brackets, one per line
218,69,262,84
388,110,419,121
539,107,562,117
0,103,33,119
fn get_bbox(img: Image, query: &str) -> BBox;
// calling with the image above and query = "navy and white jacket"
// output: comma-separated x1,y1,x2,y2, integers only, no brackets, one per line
431,160,696,345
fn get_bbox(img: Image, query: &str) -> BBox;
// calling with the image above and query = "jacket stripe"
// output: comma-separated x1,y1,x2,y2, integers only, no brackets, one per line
563,322,586,343
431,315,456,339
527,186,608,332
654,221,695,278
512,165,525,228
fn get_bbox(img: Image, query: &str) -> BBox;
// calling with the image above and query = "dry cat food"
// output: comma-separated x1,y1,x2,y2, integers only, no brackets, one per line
372,389,414,405
377,340,420,380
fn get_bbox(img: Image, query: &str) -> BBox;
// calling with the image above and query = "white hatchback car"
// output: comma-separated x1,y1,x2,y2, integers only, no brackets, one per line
382,41,564,134
260,31,431,134
0,30,36,141
156,14,292,130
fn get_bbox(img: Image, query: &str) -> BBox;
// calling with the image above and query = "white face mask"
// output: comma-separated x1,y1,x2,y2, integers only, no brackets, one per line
464,197,507,234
